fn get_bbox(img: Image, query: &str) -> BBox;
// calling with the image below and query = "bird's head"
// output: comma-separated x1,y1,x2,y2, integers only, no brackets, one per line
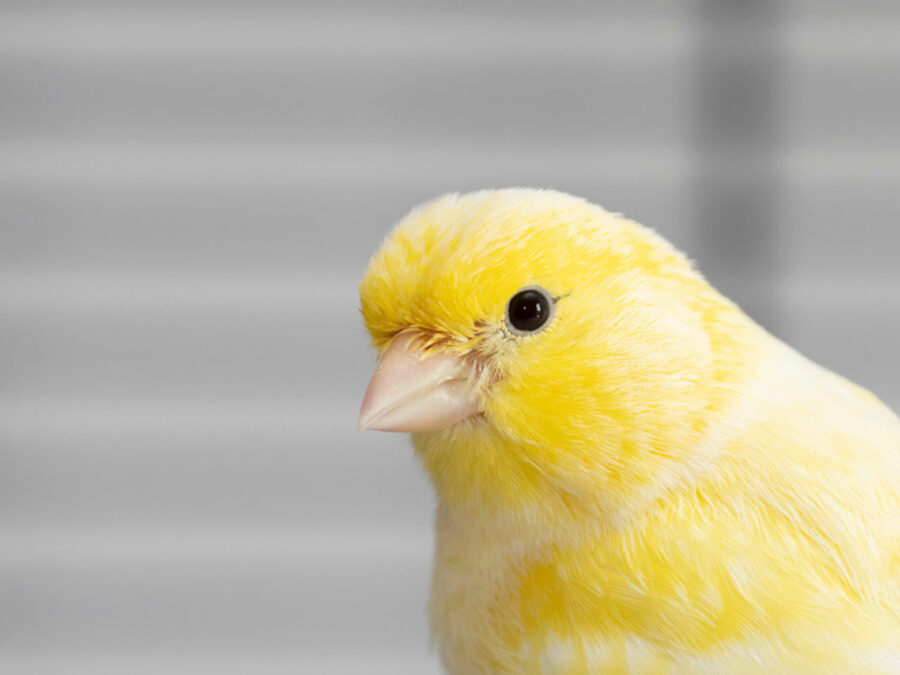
359,189,757,522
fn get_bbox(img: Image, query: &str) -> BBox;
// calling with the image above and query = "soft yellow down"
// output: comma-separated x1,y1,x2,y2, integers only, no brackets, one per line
358,189,900,674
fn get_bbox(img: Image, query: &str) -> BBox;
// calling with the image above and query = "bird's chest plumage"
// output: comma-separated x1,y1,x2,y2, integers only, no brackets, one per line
428,497,900,675
428,525,673,674
429,521,528,674
428,512,622,674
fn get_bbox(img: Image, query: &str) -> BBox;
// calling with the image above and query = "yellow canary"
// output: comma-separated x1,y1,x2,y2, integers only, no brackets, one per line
357,189,900,674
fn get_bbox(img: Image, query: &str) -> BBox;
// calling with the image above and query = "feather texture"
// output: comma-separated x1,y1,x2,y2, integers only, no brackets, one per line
359,189,900,673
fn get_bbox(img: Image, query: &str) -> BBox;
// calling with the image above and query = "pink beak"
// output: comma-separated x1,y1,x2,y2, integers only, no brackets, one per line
358,333,481,432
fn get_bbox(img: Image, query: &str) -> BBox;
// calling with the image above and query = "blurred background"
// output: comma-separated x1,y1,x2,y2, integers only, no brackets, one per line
1,1,898,673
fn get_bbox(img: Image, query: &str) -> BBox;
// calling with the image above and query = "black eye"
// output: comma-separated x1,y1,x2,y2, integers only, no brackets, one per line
506,287,553,334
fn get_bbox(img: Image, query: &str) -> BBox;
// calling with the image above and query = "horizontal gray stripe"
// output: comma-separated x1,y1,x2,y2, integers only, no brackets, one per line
0,141,692,187
0,656,441,675
0,10,691,60
0,60,691,144
0,551,432,651
0,142,897,186
0,529,431,566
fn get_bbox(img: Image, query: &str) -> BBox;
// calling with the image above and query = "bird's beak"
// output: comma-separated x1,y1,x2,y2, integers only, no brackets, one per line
358,332,481,432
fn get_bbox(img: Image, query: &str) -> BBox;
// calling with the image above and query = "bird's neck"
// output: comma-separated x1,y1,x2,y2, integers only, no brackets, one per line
414,421,677,545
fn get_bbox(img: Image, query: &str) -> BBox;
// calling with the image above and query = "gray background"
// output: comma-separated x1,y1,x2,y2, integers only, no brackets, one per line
1,1,898,673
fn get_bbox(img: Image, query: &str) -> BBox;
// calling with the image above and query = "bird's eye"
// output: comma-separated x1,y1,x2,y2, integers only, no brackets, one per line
506,287,554,335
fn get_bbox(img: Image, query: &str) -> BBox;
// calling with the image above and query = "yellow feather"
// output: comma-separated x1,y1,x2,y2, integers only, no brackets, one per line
359,189,900,673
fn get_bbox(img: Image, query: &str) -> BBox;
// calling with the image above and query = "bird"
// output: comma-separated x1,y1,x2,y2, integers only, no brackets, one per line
357,189,900,674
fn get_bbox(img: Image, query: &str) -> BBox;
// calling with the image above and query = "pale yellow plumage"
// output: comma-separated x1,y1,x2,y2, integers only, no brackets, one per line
358,189,900,673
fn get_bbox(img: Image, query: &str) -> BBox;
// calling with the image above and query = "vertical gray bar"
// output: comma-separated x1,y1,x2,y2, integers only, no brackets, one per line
694,0,783,329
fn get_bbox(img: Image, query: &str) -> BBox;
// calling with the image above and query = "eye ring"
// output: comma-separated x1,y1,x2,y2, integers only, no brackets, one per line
505,286,555,336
